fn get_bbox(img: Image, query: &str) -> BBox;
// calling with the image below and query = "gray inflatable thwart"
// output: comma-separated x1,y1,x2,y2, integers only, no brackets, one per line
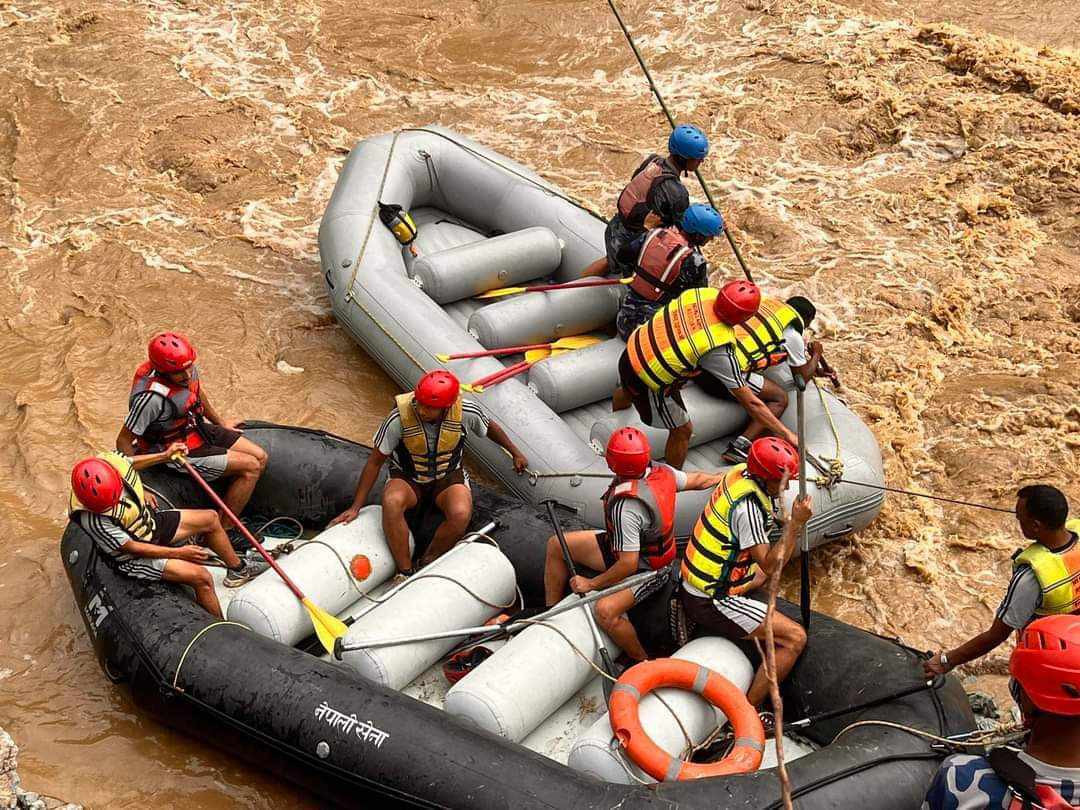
319,126,885,539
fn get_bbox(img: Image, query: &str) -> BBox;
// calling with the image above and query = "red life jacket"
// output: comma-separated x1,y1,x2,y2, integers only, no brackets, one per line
602,464,678,570
616,155,680,231
630,227,693,302
1008,786,1073,810
990,748,1077,810
128,361,205,451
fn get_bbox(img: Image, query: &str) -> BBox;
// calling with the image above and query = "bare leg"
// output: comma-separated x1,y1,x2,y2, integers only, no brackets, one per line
381,479,419,572
612,386,632,412
162,560,223,618
421,483,473,565
217,437,269,530
580,256,610,278
664,421,693,469
595,588,649,661
741,379,788,443
543,530,607,606
745,612,807,707
175,508,241,569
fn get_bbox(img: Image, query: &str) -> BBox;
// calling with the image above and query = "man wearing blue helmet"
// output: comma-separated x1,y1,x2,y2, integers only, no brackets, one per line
615,203,722,340
581,124,711,279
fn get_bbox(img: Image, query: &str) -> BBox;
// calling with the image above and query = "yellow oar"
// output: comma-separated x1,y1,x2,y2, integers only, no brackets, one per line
462,336,603,392
436,335,601,363
475,276,633,300
172,453,348,653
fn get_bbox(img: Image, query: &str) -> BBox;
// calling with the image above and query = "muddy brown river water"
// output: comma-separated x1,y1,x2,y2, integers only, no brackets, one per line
1,0,1078,806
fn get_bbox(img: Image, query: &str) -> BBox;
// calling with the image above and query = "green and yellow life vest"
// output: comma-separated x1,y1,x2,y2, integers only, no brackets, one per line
68,452,156,542
393,392,466,484
681,465,772,597
1013,518,1080,617
733,297,805,373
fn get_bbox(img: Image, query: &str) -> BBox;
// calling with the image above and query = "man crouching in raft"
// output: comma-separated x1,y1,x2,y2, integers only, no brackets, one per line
330,370,528,575
542,427,723,662
69,445,260,618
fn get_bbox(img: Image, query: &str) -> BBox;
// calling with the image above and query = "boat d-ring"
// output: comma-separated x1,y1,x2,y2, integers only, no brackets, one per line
608,658,765,781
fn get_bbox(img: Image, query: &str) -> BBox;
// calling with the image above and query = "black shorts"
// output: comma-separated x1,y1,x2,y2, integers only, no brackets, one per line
594,531,677,606
679,586,768,638
190,422,243,457
617,350,690,429
151,508,182,545
604,215,641,277
390,467,469,508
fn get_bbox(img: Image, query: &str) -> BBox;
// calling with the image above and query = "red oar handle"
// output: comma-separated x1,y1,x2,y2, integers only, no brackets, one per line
444,342,552,360
524,278,624,293
175,455,306,601
468,360,530,390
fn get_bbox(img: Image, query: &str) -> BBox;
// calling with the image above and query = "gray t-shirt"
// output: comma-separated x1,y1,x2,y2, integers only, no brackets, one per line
698,344,746,390
125,391,171,438
374,400,489,472
996,534,1079,629
74,510,143,564
784,326,808,367
608,464,688,558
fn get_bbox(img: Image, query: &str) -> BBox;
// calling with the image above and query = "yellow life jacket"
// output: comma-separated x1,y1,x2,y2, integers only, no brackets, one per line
627,287,738,391
68,452,156,542
1013,518,1080,617
681,465,772,597
733,297,805,373
394,392,466,484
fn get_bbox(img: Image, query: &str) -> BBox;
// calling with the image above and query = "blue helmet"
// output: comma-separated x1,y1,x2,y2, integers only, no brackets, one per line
668,124,709,160
681,203,724,238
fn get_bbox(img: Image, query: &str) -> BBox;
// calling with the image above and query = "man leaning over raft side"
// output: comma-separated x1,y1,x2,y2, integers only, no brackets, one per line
69,444,260,618
580,124,710,280
925,485,1080,679
542,427,724,662
329,370,528,575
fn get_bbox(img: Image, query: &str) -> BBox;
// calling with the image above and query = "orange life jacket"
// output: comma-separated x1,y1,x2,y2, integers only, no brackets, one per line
629,227,693,303
128,361,205,451
602,463,678,570
616,155,680,231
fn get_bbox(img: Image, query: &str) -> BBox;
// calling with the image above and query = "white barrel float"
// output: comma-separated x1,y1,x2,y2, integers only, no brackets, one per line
567,636,755,784
467,283,624,349
340,541,516,690
528,338,624,413
589,385,748,458
410,227,563,304
226,507,404,645
445,594,621,743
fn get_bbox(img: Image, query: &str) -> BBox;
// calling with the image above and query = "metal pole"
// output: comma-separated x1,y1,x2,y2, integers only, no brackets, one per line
606,0,754,283
794,375,811,629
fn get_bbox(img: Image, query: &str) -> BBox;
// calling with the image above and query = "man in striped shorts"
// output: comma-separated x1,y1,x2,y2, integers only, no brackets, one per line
679,437,810,707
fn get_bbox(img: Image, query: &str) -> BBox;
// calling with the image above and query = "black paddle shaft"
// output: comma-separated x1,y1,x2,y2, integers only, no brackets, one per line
543,500,618,698
794,373,811,630
789,676,946,729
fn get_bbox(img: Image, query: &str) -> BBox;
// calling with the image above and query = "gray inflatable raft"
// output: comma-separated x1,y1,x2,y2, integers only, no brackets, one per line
319,126,884,542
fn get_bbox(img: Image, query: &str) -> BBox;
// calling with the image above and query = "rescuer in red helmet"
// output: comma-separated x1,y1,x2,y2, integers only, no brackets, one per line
613,282,800,469
116,332,268,546
330,370,528,575
679,437,812,707
542,427,724,661
923,614,1080,810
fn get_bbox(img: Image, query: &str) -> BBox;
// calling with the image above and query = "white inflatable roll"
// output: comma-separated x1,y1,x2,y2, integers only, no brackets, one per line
445,594,621,743
340,541,517,690
527,338,624,413
226,507,404,645
567,636,755,784
410,227,562,304
467,283,624,349
589,385,748,458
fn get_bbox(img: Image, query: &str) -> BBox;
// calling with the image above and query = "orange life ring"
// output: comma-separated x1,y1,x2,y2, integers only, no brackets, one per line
608,657,765,781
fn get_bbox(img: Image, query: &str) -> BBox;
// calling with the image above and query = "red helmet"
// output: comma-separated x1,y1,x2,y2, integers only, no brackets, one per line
71,458,123,513
746,437,799,482
415,370,460,409
713,280,761,326
148,332,197,374
1010,615,1080,716
605,427,652,479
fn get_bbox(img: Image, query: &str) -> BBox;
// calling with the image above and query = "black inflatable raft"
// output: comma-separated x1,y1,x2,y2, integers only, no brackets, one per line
61,423,974,809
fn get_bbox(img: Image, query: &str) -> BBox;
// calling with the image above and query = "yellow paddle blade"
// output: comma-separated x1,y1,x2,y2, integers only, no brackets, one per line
435,353,451,362
303,597,348,654
474,285,529,300
462,383,482,393
524,347,553,363
549,335,604,351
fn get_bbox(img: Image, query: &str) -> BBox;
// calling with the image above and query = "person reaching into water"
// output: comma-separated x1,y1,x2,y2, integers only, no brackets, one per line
678,437,810,708
613,282,800,469
542,427,723,662
580,124,709,279
116,332,268,545
922,613,1080,810
69,445,260,618
924,485,1080,679
614,203,721,341
329,370,528,575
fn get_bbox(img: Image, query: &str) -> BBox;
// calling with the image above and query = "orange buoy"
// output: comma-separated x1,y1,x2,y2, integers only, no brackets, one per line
608,657,764,781
349,554,373,581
